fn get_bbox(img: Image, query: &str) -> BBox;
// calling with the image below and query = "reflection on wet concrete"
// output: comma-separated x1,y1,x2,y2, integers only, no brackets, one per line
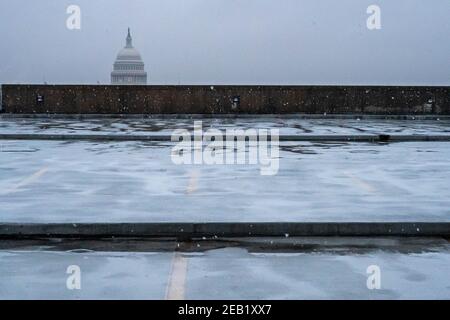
0,140,449,223
2,117,450,136
0,246,448,299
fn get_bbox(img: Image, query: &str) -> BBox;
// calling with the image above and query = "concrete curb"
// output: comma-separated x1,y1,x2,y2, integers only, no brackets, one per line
0,222,449,239
1,133,450,142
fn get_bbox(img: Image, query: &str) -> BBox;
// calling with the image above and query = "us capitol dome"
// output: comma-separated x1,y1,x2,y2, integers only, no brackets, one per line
111,28,147,85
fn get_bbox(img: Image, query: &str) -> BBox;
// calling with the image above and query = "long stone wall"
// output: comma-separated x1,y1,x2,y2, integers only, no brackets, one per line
1,84,449,114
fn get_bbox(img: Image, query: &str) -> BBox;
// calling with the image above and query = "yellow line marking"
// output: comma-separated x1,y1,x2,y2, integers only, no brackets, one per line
165,252,188,300
186,170,199,195
343,171,377,193
1,167,48,195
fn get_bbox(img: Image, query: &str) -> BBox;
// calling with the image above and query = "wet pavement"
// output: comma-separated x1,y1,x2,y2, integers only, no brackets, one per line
0,245,449,300
1,117,450,222
1,117,450,136
1,117,450,300
0,139,450,222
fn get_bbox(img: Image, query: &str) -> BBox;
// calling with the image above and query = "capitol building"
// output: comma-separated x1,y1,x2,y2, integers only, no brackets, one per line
111,28,147,85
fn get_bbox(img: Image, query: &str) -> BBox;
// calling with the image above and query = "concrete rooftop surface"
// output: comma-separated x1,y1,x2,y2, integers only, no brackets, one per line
0,117,450,223
0,240,449,300
1,116,449,300
1,139,450,222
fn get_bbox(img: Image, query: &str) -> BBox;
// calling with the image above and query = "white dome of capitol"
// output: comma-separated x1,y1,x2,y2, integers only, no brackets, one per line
116,47,143,62
111,28,147,85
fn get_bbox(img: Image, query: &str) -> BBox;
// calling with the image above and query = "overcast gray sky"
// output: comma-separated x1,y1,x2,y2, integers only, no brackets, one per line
0,0,449,85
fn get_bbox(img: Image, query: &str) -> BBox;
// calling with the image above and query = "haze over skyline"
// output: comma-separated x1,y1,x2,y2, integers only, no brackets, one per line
0,0,449,85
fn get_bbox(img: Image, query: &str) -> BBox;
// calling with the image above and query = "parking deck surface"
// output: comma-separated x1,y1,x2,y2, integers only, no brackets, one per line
1,139,450,222
0,244,449,300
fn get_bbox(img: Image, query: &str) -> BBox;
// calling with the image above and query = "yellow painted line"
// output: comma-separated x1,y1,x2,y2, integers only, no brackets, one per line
165,252,188,300
186,170,199,195
343,171,377,193
1,167,48,195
